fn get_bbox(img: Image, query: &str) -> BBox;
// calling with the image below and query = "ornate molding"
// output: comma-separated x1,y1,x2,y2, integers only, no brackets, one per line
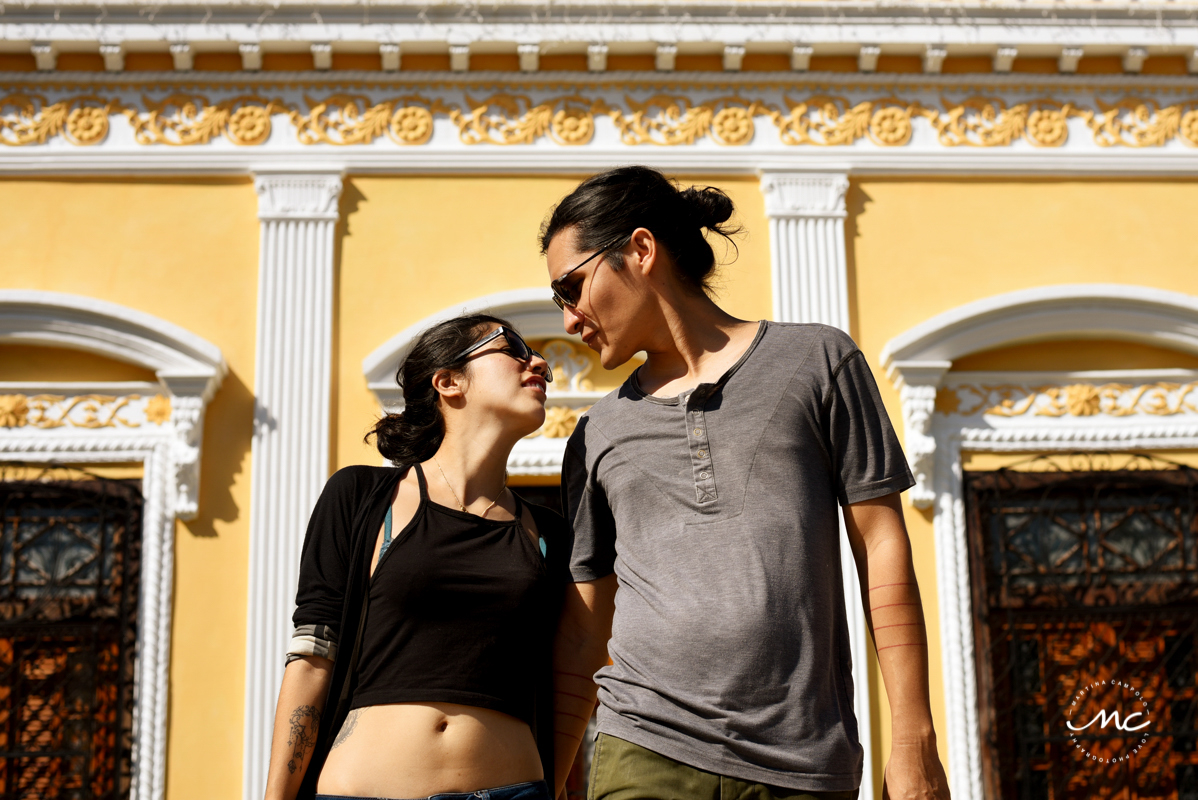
0,391,172,428
938,379,1198,418
4,86,1198,153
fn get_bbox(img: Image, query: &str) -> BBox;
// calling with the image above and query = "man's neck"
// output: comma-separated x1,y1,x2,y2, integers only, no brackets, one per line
636,295,758,397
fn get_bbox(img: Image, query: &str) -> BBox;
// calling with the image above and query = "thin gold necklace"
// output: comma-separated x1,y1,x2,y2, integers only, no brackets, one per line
432,456,507,518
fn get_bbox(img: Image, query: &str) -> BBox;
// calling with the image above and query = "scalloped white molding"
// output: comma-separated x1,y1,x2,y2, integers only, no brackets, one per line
882,286,1198,800
0,291,227,800
881,284,1198,507
243,169,345,800
362,288,598,476
760,169,871,800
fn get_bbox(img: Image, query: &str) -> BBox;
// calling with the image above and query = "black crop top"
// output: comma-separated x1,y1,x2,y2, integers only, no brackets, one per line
290,464,570,799
353,463,554,722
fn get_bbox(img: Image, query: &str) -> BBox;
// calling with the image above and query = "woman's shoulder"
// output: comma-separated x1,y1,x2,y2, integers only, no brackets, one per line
321,463,405,501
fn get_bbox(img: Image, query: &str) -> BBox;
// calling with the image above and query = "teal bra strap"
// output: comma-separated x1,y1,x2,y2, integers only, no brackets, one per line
539,537,546,558
380,505,393,557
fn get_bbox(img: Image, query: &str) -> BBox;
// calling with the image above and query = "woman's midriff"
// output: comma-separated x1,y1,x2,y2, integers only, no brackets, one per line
316,701,543,797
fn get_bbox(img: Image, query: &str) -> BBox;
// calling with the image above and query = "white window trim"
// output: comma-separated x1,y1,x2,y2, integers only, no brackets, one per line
881,284,1198,800
0,290,226,800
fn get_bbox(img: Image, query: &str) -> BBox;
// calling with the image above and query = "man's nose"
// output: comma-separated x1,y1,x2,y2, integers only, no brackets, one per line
563,305,585,335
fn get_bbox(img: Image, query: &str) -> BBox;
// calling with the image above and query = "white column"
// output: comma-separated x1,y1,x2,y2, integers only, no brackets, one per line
761,169,877,800
243,168,343,800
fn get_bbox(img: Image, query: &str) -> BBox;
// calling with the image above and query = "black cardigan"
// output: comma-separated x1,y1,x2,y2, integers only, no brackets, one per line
293,465,570,799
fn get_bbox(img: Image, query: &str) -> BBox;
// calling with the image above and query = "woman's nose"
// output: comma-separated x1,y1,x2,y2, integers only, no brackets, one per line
530,354,553,382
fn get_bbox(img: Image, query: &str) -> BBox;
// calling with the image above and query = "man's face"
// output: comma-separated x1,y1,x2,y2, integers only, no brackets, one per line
545,227,652,369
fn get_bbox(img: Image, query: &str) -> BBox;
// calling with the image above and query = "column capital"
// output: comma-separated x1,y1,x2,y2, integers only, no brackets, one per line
253,169,344,222
760,170,849,219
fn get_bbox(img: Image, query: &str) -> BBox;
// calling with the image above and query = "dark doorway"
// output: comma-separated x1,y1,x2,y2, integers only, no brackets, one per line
967,463,1198,800
0,472,141,800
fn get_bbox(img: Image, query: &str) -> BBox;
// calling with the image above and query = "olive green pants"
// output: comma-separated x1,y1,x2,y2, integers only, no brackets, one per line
588,733,860,800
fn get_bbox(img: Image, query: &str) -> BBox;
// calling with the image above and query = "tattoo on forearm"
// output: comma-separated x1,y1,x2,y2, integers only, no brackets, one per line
286,705,321,775
330,708,362,751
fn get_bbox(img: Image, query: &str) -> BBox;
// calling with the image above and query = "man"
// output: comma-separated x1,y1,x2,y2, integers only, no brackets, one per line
544,166,950,800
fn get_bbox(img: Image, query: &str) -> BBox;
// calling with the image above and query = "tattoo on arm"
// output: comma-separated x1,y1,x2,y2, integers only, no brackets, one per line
286,705,321,775
330,708,363,751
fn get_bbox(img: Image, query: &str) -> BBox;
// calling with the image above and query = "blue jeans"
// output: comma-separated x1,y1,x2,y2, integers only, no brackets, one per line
315,779,553,800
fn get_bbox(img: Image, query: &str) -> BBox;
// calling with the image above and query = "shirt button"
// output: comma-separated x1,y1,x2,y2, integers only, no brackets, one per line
697,449,707,457
700,471,710,479
693,428,702,436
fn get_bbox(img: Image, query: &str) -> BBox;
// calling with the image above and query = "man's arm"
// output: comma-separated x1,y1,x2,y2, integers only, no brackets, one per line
551,574,617,799
843,492,950,800
262,656,334,800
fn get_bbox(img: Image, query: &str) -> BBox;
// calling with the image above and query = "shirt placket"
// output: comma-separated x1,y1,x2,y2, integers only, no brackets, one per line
684,389,717,504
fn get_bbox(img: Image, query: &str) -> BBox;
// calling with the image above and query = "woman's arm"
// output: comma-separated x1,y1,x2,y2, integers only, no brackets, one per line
263,656,335,800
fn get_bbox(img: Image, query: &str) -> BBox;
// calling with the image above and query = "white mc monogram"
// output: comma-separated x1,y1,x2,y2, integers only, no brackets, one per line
1067,708,1152,733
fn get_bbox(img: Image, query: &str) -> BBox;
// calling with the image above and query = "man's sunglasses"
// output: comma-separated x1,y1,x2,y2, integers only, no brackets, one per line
550,234,630,311
454,326,553,384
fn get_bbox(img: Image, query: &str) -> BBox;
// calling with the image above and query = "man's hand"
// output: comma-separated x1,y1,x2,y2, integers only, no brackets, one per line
882,735,951,800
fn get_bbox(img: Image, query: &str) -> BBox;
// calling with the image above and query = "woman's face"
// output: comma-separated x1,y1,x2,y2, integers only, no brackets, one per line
450,325,550,437
545,227,655,369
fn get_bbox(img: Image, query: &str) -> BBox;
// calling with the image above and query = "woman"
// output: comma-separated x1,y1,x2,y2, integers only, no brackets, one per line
263,314,570,800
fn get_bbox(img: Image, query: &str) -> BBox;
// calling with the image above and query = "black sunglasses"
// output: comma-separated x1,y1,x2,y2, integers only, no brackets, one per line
550,234,630,311
454,326,553,383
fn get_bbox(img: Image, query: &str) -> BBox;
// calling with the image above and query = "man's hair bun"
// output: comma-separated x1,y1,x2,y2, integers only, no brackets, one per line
679,186,735,230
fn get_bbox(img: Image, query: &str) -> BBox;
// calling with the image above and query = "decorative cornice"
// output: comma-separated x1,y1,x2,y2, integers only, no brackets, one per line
2,0,1196,54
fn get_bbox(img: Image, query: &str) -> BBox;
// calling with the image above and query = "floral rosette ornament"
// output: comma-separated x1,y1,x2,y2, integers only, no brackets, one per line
711,106,754,146
226,105,272,146
1181,108,1198,147
390,106,434,145
64,104,110,145
868,105,913,146
550,107,594,145
0,395,28,428
1025,105,1069,147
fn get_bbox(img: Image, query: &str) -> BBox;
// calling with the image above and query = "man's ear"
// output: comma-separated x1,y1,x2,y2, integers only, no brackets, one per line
627,227,657,277
432,367,467,401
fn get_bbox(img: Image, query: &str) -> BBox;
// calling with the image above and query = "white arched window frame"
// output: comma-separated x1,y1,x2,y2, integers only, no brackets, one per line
881,284,1198,800
362,287,603,475
0,290,226,800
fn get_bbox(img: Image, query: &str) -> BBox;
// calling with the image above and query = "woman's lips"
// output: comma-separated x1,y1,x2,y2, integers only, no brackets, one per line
524,378,547,394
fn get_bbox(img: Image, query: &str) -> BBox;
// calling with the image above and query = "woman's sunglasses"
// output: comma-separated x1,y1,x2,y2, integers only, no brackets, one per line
550,234,630,311
454,326,554,384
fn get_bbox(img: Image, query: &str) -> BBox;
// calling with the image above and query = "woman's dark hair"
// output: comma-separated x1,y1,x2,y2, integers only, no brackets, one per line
365,313,513,464
539,165,741,294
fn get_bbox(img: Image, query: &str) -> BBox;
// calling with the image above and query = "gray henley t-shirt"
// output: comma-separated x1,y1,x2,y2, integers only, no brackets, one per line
561,321,915,792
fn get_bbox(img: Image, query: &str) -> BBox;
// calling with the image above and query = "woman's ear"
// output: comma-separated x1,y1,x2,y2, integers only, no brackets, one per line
431,367,467,402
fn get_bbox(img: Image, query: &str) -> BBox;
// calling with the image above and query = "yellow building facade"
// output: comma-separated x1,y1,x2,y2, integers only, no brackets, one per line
2,2,1198,798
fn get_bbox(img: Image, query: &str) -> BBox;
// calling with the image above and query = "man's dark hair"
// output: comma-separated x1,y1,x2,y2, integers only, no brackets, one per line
539,166,741,295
